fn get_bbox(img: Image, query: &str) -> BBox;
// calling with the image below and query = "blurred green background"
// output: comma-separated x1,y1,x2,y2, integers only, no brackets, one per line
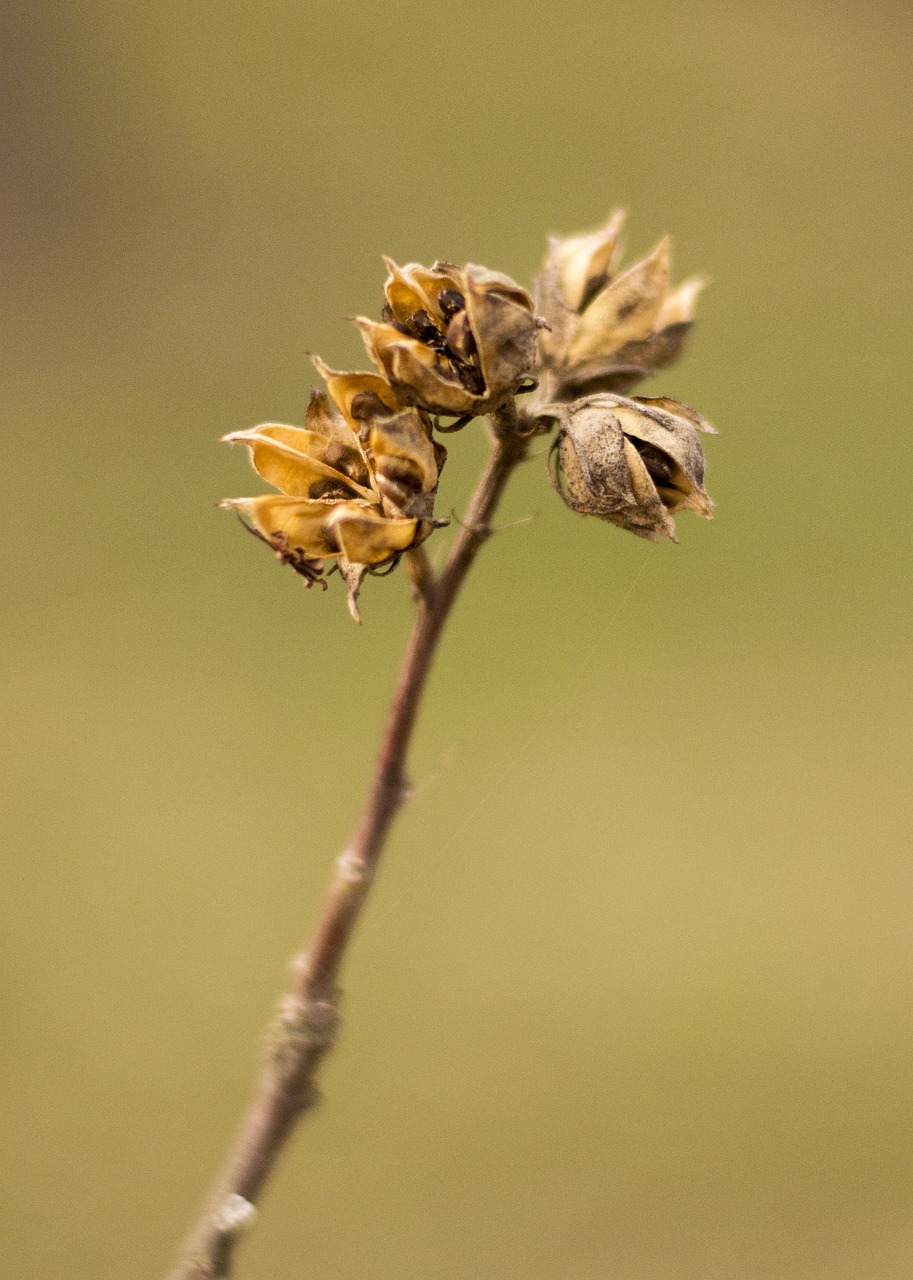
3,1,912,1276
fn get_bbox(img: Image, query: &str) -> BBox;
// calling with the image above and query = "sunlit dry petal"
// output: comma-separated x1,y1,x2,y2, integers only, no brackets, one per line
327,505,420,566
381,258,435,326
354,317,476,415
220,495,349,558
310,355,400,432
222,425,375,501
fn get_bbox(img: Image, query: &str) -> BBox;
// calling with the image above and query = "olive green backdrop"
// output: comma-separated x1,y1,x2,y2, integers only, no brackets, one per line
3,1,912,1276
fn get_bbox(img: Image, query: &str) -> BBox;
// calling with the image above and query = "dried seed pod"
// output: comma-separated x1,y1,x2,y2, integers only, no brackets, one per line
354,258,542,424
548,394,714,542
222,359,441,620
536,212,707,399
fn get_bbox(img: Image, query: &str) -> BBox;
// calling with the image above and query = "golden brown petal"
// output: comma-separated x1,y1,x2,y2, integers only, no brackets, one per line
327,504,419,566
220,495,348,558
381,258,435,326
354,317,476,416
310,355,399,432
222,425,375,501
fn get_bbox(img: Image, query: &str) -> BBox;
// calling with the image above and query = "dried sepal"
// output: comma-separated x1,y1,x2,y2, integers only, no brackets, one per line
335,558,368,624
548,394,714,542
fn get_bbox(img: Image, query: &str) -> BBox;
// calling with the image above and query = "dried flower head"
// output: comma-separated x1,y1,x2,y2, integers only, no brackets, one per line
536,211,706,400
547,393,716,542
222,218,716,621
221,375,436,621
310,356,446,521
353,259,542,423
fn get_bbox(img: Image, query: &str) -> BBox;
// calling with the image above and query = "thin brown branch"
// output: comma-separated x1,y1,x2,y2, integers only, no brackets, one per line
166,404,529,1279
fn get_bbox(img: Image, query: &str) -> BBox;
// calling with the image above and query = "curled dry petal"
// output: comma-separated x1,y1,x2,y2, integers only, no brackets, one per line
221,495,419,567
221,495,352,559
310,355,400,433
355,317,476,416
222,424,376,501
327,504,420,565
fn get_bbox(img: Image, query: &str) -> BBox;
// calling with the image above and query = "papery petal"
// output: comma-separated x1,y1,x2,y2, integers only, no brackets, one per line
656,276,707,327
567,236,671,363
551,407,634,515
534,254,580,366
607,322,694,384
611,398,708,486
327,505,419,566
222,425,375,500
382,257,436,325
608,396,713,520
304,389,364,450
411,262,466,321
368,407,440,517
612,438,677,541
221,495,350,557
311,355,399,430
551,209,626,311
354,318,476,415
541,354,652,401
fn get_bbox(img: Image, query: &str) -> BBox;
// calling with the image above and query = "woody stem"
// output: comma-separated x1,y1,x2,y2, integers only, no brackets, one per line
166,403,530,1279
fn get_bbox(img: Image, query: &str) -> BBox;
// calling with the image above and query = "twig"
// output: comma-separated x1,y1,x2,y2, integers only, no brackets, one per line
166,404,529,1279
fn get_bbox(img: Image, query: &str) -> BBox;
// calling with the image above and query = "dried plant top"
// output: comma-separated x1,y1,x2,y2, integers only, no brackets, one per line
222,212,716,620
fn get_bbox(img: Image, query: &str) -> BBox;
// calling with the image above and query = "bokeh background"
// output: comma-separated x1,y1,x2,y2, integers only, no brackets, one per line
3,1,912,1276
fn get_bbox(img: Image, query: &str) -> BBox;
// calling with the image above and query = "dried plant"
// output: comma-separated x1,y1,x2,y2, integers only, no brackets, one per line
167,213,716,1278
